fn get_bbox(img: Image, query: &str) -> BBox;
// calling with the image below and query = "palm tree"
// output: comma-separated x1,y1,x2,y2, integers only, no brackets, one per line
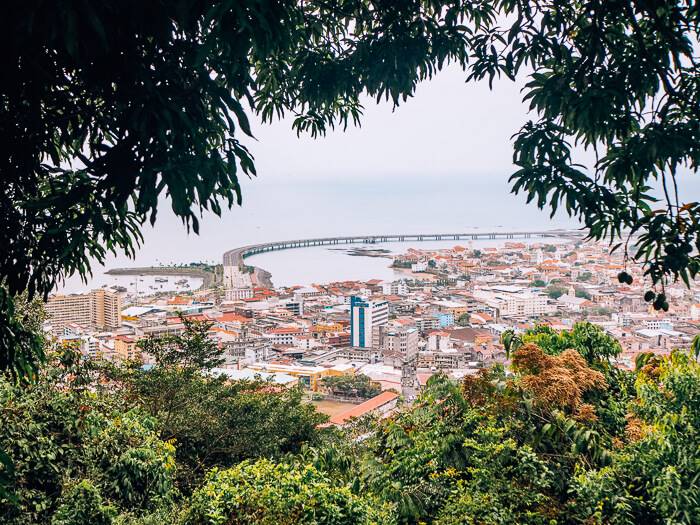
691,334,700,362
501,329,523,360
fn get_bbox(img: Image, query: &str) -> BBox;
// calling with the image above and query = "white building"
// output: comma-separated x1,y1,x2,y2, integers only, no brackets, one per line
225,287,254,301
644,319,674,331
557,294,589,312
411,262,428,272
473,287,554,317
350,296,389,348
381,280,409,296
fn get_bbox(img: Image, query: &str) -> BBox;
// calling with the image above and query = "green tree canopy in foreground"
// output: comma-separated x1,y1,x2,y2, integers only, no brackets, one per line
1,319,699,523
3,1,700,367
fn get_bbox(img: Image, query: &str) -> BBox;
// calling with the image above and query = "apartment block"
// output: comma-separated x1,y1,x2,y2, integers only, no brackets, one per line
383,327,419,359
46,289,122,331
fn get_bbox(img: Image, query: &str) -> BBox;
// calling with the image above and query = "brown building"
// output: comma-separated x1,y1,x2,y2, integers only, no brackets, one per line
46,289,122,331
114,335,141,362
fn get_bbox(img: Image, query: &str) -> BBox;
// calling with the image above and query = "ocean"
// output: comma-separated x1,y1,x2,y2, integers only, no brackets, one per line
57,173,579,293
57,169,699,293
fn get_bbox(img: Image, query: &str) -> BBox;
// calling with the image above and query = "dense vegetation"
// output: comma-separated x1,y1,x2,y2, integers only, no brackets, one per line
321,373,382,399
1,320,698,524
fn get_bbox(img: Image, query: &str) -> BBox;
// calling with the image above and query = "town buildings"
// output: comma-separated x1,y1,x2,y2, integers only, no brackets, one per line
350,296,388,348
47,289,122,331
44,238,699,410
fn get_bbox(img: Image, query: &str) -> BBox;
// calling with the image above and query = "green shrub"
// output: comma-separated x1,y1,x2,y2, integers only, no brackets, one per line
184,459,394,525
51,480,115,525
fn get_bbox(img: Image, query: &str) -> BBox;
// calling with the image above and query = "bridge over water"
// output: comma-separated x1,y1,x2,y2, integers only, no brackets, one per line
223,229,583,269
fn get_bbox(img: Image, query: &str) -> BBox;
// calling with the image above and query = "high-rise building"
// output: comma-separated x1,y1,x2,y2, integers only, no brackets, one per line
46,289,122,331
350,296,388,348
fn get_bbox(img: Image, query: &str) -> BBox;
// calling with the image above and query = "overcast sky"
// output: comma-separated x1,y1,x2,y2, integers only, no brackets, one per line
249,64,532,181
64,62,698,281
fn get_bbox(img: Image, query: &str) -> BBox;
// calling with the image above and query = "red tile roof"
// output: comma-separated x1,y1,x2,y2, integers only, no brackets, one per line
329,391,399,425
215,312,251,323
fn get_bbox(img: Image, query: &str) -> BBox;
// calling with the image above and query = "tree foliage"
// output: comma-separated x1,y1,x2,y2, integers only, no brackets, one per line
518,322,622,364
0,290,45,382
456,312,471,326
110,319,327,493
2,328,699,524
137,314,224,370
570,351,700,524
51,480,116,525
0,350,176,524
184,460,393,525
321,373,381,399
546,285,567,300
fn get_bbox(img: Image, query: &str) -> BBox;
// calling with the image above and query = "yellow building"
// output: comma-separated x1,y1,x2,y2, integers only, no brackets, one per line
311,322,344,336
247,363,348,391
114,335,141,362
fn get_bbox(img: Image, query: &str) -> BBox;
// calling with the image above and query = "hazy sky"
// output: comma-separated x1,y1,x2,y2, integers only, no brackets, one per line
62,64,552,284
250,64,530,180
63,62,698,282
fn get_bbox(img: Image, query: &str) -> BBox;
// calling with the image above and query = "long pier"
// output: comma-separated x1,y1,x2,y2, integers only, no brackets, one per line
223,229,583,276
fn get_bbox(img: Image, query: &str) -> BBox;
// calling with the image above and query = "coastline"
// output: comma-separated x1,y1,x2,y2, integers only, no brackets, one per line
105,266,217,289
225,231,583,290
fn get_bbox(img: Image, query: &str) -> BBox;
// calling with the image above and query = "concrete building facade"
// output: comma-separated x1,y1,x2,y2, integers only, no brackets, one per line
350,296,389,348
47,289,122,331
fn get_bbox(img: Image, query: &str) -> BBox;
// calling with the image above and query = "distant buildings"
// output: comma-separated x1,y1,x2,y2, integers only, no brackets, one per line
381,280,409,296
350,296,389,348
473,286,553,317
691,303,700,321
383,327,419,358
114,335,141,361
225,287,254,301
45,237,699,404
47,289,122,331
